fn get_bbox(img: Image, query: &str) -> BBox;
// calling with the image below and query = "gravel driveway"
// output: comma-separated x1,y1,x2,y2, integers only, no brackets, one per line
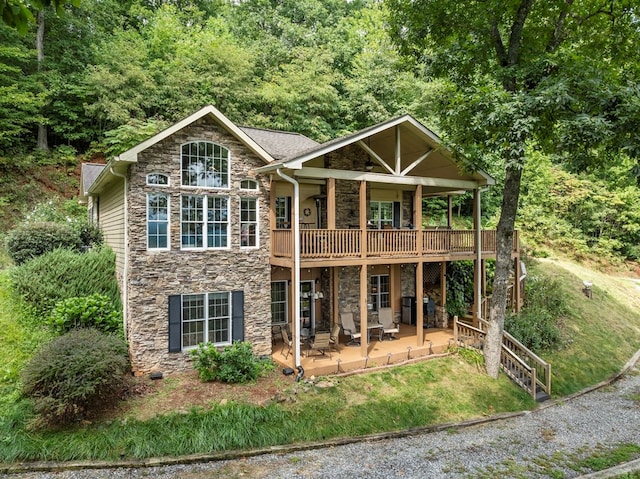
4,363,640,479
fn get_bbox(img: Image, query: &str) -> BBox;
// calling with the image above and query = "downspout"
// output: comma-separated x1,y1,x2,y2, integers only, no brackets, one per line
276,168,302,374
110,165,128,335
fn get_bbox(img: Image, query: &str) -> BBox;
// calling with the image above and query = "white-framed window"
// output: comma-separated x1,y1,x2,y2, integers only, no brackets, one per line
240,197,258,248
369,201,394,229
147,173,169,186
181,292,231,348
240,179,258,190
275,196,290,229
181,141,230,188
370,274,390,312
271,281,288,325
147,193,169,250
180,194,229,249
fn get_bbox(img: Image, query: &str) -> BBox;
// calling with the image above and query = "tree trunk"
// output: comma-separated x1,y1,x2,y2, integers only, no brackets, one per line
484,163,523,378
36,10,48,152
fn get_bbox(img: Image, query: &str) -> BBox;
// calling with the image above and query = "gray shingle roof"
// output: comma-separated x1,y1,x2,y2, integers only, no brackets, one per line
81,163,106,196
239,127,320,162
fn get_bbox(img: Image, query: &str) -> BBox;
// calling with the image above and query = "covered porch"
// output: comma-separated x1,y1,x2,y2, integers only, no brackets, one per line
271,323,455,377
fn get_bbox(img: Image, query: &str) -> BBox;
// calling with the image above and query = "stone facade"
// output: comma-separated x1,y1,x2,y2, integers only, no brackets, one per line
125,117,272,374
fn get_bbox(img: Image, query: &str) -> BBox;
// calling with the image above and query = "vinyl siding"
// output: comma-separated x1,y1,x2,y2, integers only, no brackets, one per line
99,177,126,275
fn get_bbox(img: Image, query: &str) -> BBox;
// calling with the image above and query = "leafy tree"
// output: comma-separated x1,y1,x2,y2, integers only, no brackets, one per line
388,0,640,377
1,0,78,34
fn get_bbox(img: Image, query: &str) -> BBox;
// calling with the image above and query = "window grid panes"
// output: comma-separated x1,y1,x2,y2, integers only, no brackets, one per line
370,201,394,229
207,196,229,248
275,197,290,228
208,292,230,344
181,195,228,249
181,293,231,348
147,173,169,186
181,195,203,248
182,294,205,347
271,281,287,325
181,141,229,188
240,198,258,247
147,193,169,249
240,179,258,190
370,275,390,312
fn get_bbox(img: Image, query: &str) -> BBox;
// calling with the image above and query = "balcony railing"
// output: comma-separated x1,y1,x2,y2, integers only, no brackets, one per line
272,229,518,261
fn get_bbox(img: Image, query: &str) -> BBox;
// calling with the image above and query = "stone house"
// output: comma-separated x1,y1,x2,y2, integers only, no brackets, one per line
81,105,522,375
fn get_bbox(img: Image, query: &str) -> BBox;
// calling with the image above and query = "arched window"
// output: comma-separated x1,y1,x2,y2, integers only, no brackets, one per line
240,179,258,191
181,141,230,188
147,173,169,186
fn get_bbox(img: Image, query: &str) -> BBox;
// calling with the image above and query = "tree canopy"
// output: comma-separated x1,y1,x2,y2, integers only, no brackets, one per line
388,0,640,376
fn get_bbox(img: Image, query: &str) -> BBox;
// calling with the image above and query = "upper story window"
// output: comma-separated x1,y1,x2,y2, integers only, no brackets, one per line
369,201,394,229
181,141,229,188
147,173,169,186
240,197,258,248
147,193,169,250
181,194,229,249
240,179,258,191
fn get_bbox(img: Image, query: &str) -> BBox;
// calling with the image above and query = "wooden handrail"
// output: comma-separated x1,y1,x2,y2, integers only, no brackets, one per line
478,318,551,397
272,229,517,260
454,316,546,400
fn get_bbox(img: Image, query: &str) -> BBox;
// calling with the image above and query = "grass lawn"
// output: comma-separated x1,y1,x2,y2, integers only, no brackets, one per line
0,256,638,463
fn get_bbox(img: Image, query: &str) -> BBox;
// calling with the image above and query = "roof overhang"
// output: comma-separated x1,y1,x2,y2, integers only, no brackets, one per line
89,105,277,196
256,115,495,190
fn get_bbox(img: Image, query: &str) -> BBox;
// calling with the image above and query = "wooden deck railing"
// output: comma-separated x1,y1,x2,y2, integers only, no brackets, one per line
272,228,517,260
454,317,551,400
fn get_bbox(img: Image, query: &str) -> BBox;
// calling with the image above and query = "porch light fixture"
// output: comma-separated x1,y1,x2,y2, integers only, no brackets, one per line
365,159,374,171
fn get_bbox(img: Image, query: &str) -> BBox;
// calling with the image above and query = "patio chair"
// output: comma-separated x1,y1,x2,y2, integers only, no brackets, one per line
308,332,332,359
340,312,361,346
379,307,399,340
329,322,341,353
280,328,293,360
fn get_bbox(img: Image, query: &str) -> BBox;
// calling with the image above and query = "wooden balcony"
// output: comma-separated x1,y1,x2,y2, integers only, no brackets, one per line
271,228,518,266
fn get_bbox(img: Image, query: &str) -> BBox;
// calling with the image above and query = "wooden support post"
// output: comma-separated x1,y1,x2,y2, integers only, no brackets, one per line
332,266,339,332
514,258,521,313
360,264,369,358
440,261,447,308
416,262,424,346
414,185,422,254
327,177,336,230
472,189,481,327
359,180,367,259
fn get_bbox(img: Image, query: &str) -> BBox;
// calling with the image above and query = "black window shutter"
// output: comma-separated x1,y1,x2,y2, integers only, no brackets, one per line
231,290,244,342
393,201,401,229
286,196,292,224
168,295,182,352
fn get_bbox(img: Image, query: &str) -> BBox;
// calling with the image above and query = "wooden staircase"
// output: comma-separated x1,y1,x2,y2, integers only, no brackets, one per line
453,317,551,402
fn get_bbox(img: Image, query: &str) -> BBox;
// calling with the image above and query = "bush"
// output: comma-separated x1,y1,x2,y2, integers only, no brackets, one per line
48,294,122,336
190,341,273,383
504,274,566,353
10,246,121,316
5,222,82,265
21,328,129,424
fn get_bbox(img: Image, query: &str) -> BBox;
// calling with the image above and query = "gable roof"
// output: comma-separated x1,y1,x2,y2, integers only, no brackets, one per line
239,126,320,161
88,105,283,195
79,162,106,203
256,114,494,189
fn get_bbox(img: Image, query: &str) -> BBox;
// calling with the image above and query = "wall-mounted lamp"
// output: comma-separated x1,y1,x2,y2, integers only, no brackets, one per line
365,159,374,171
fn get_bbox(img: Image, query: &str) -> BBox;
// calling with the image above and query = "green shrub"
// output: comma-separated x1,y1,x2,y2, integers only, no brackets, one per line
190,341,273,383
21,328,129,424
48,294,122,336
5,222,82,265
10,247,121,316
504,274,566,353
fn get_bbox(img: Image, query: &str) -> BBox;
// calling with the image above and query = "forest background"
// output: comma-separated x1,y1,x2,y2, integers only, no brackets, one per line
1,0,639,268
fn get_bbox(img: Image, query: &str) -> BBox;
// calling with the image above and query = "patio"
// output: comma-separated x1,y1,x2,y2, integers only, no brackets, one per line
271,324,456,377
